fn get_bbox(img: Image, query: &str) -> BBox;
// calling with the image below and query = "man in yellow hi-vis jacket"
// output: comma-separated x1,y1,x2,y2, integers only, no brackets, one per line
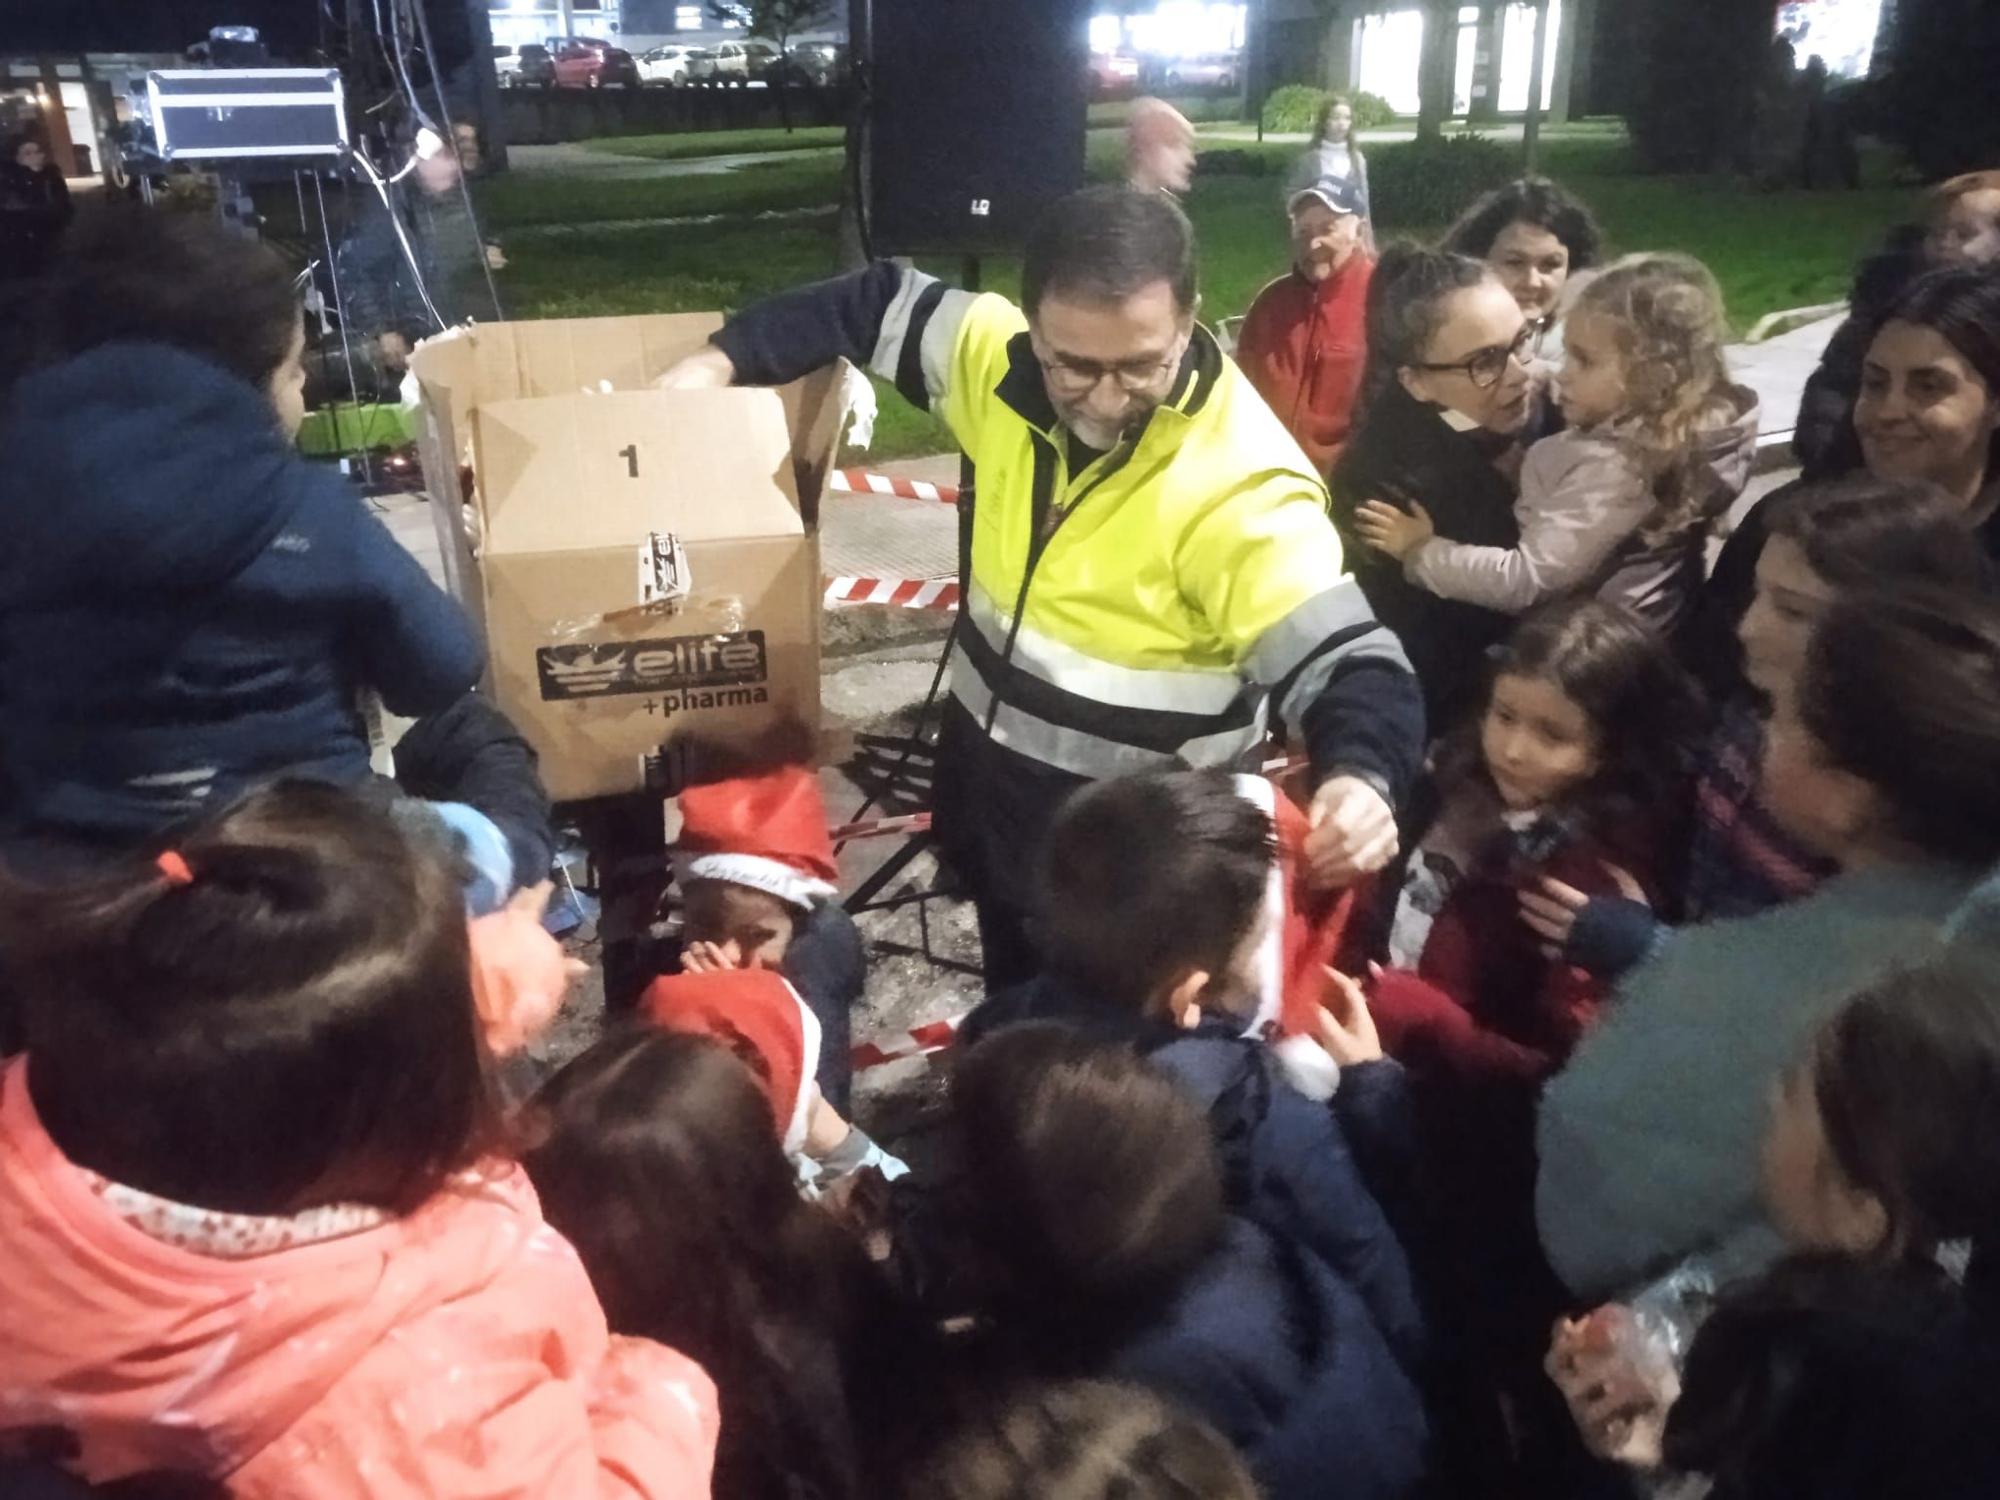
661,187,1423,985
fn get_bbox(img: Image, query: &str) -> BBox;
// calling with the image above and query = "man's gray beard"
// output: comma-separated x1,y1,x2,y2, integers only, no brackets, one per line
1066,408,1146,452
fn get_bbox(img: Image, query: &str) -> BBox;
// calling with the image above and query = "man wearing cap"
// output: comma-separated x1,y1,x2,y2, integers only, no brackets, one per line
657,186,1422,987
1236,176,1375,477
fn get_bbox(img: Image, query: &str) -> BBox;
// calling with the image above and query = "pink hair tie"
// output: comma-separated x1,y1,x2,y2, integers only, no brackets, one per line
156,850,195,886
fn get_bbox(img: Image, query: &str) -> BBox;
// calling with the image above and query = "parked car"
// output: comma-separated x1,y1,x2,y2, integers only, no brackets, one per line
1088,51,1141,94
789,41,844,86
552,37,640,89
637,43,701,86
742,41,783,84
701,40,752,84
495,42,555,88
681,47,719,82
1163,53,1238,89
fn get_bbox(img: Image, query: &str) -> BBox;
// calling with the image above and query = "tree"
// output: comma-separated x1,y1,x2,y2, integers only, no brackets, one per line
1876,0,2000,178
708,0,833,131
1612,0,1773,173
1415,0,1456,141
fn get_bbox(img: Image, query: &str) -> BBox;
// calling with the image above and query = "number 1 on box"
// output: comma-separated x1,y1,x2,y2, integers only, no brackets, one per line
620,443,639,478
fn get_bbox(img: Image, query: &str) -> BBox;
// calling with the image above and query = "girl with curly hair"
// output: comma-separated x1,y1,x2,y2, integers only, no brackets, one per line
1353,251,1759,636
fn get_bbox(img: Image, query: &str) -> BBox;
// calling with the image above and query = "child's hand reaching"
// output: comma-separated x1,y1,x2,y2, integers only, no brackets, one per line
1546,1310,1678,1470
1518,866,1647,958
1354,498,1436,562
469,882,587,1056
682,939,743,974
803,1084,854,1159
1314,966,1385,1066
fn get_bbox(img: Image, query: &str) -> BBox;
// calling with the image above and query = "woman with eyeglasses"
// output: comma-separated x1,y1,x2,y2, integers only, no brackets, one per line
1329,245,1547,731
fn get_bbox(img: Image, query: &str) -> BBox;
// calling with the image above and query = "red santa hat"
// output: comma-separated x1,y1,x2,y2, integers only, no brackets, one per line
1233,774,1358,1102
640,968,823,1155
674,765,839,912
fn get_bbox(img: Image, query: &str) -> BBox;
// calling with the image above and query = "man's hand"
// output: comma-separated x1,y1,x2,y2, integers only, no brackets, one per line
1306,775,1400,888
1354,498,1436,562
653,345,738,390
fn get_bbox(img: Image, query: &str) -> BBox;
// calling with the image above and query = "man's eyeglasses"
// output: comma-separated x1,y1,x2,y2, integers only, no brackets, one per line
1409,322,1539,389
1035,340,1186,396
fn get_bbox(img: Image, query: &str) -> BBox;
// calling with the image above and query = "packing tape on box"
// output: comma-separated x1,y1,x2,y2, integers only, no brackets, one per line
827,469,961,505
823,575,961,612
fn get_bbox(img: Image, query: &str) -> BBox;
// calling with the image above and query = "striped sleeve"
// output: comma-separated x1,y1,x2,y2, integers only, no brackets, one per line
1178,478,1423,802
708,260,975,413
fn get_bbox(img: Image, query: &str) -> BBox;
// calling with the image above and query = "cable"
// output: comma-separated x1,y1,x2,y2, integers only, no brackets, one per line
353,142,447,331
311,165,376,485
405,0,505,322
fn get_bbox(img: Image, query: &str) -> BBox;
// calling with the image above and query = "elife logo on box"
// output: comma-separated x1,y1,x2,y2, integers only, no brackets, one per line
537,630,769,702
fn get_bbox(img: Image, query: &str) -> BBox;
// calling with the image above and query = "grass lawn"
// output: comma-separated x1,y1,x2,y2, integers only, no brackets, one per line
487,123,1918,461
578,125,846,160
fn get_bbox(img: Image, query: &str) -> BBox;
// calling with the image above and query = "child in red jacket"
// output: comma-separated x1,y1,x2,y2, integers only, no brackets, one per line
1348,598,1701,1482
1358,597,1700,1084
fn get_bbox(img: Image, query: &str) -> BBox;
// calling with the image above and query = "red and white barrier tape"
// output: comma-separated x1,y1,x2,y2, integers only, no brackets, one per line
828,468,960,505
851,1012,966,1073
823,575,961,611
831,811,934,842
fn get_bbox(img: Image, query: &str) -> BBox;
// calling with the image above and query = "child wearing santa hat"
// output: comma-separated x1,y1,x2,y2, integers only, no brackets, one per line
640,968,906,1193
671,763,868,1111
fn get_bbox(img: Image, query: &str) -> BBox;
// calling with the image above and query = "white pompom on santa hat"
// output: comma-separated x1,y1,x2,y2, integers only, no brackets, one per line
674,764,839,912
1234,773,1353,1103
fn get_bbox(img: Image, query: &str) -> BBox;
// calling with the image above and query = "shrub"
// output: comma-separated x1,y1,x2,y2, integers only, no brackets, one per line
1192,149,1275,179
1259,85,1397,137
1366,133,1518,233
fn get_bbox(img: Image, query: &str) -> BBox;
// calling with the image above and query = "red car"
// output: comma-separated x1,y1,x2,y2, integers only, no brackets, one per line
1089,51,1141,94
551,37,641,89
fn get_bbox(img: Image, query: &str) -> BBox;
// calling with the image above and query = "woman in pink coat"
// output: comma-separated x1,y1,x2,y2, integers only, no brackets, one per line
0,781,717,1499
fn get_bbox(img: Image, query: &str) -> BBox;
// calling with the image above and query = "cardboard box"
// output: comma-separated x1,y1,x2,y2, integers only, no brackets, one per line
407,315,852,803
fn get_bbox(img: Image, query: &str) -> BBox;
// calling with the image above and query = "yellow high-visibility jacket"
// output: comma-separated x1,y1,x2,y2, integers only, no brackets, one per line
712,261,1422,839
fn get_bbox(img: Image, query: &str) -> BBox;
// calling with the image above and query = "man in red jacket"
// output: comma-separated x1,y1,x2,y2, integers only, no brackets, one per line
1235,175,1374,476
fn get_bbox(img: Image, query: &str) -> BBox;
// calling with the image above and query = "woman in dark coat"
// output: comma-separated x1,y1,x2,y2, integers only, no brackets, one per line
1329,245,1551,732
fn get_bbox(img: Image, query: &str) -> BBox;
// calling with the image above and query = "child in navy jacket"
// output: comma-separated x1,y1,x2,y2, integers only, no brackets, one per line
956,768,1427,1379
0,213,482,873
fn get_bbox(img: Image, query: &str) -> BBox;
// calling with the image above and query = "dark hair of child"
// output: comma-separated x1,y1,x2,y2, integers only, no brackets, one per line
1809,954,2000,1311
1763,475,1998,595
1442,596,1701,835
1663,1253,1985,1500
948,1023,1226,1363
906,1378,1260,1500
524,1027,908,1500
1033,770,1275,1012
0,780,498,1218
1800,585,2000,868
1,209,301,399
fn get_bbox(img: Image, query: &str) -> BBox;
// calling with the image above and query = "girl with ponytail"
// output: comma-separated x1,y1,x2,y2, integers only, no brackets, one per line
0,781,718,1500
